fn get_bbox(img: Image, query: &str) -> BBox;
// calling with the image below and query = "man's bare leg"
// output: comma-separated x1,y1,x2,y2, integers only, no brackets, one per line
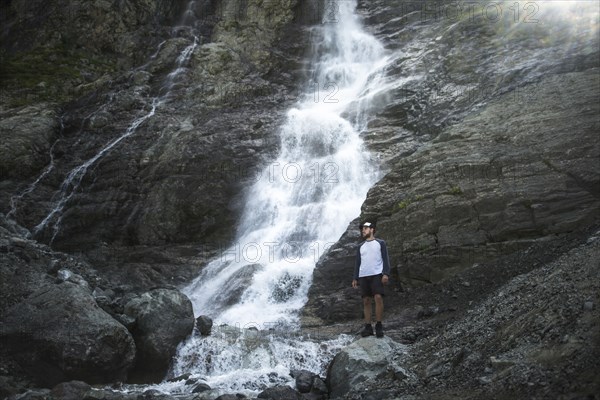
363,296,372,323
374,294,384,322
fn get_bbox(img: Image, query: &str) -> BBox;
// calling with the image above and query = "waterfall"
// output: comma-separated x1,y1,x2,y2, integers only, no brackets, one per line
184,0,385,328
168,0,389,396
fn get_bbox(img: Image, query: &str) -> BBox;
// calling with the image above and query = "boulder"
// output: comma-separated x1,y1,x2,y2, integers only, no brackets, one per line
124,288,195,382
195,315,213,336
327,337,409,399
257,385,303,400
0,281,136,387
290,369,316,393
50,381,91,400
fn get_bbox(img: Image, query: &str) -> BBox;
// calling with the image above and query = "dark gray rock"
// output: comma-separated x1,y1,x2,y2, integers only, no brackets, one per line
0,281,135,387
311,377,328,395
1,0,308,258
191,382,211,393
327,337,409,399
81,388,139,400
124,288,194,382
302,0,600,324
6,388,52,400
166,373,191,383
0,104,60,181
304,68,600,324
214,395,245,400
196,315,213,336
290,369,316,393
138,389,178,400
50,380,91,400
257,384,303,400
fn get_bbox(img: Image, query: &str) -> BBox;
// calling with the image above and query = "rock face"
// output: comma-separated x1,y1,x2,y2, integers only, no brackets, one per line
347,232,600,400
0,280,136,387
303,0,600,324
327,336,409,399
124,288,195,382
1,0,599,398
1,0,316,255
1,0,319,393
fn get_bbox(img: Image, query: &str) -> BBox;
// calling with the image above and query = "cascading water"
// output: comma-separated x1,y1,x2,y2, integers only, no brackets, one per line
15,2,199,243
163,0,390,396
184,0,385,328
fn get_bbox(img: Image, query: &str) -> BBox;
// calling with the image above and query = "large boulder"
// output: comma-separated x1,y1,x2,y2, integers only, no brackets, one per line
257,385,303,400
327,337,410,399
124,288,195,382
0,281,136,387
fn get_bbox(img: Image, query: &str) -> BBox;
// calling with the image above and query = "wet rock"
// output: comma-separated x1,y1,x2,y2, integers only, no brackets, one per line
0,282,135,387
56,268,89,287
290,369,316,393
424,359,447,378
0,104,60,181
311,377,328,396
167,373,191,383
1,0,307,255
489,356,516,371
214,395,246,400
81,388,139,400
191,382,211,393
124,288,194,382
196,315,213,336
327,336,409,399
257,385,303,400
50,380,91,400
6,388,51,400
139,389,177,400
305,68,600,323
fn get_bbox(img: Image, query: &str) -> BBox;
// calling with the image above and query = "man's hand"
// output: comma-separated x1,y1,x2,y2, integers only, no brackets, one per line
382,275,389,285
352,279,358,289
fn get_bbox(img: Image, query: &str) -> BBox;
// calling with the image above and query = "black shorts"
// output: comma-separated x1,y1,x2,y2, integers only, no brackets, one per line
359,274,385,298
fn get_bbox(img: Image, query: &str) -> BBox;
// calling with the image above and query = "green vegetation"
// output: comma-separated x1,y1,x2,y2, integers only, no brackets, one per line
0,44,116,106
396,199,412,210
393,194,425,213
447,186,463,195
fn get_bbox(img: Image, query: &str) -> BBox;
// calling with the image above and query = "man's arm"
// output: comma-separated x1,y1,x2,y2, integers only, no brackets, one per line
379,239,391,276
353,244,362,280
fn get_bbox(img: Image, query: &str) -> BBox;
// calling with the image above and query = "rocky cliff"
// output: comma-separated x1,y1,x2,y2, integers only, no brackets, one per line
1,0,599,399
303,0,600,324
1,0,320,392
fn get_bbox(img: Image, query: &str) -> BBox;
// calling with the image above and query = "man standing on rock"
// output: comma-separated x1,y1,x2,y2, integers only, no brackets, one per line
352,220,391,337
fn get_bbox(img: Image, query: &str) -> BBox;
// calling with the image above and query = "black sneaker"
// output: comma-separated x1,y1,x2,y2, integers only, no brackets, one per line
375,322,384,338
360,323,374,337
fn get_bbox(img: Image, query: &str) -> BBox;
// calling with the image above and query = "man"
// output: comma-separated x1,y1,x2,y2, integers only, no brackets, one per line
352,221,390,338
